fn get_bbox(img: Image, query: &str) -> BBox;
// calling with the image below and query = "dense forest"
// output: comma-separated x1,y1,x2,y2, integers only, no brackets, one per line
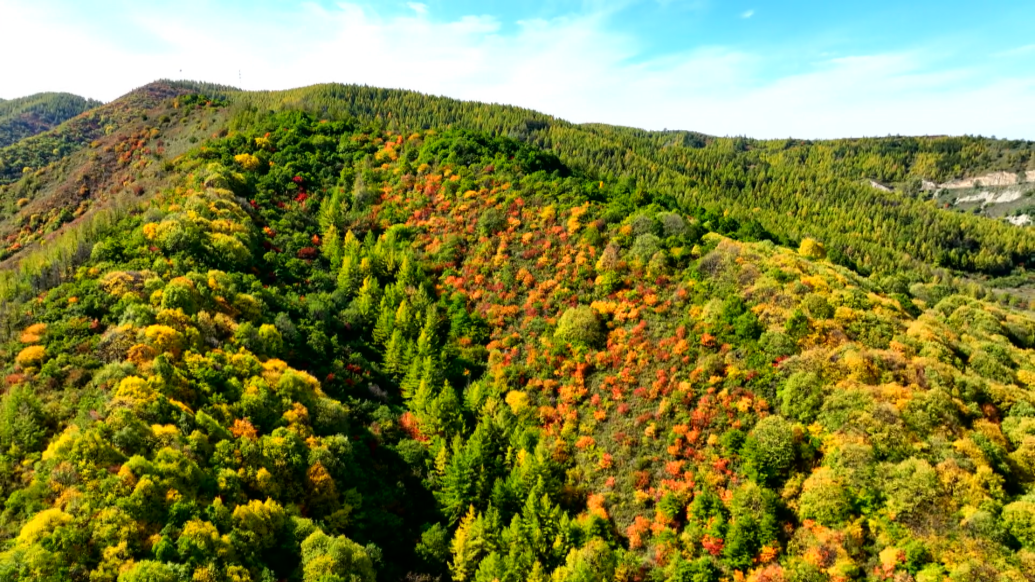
0,93,101,149
2,83,1035,581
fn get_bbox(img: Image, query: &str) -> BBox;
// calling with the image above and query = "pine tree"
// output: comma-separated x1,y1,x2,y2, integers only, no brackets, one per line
318,187,346,232
394,300,413,337
321,224,343,267
397,256,420,289
337,253,361,296
449,506,486,582
383,329,408,380
355,276,382,322
400,356,423,400
440,437,476,524
372,300,395,347
428,380,463,438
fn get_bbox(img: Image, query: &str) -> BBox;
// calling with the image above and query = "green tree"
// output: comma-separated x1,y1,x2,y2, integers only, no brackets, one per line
300,530,376,582
554,305,605,347
742,415,797,484
0,385,47,453
779,372,825,423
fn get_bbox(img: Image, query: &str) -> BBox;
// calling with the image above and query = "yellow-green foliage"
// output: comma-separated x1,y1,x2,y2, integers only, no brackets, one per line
143,325,184,356
16,508,72,545
234,153,262,171
798,237,827,260
15,345,45,367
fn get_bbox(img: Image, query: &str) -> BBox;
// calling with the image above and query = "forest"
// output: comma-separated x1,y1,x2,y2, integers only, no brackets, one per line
1,83,1035,581
0,93,101,150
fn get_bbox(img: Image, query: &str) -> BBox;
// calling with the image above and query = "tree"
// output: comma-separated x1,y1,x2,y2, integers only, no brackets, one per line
742,415,797,484
554,306,604,347
322,224,344,266
0,385,47,453
779,372,824,423
884,458,940,521
671,557,719,582
450,507,492,582
798,467,852,526
300,530,376,582
116,561,179,582
798,238,826,260
1004,500,1035,548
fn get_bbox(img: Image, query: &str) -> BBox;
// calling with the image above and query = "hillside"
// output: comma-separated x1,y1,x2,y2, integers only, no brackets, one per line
2,84,1035,581
2,82,1034,285
0,93,101,149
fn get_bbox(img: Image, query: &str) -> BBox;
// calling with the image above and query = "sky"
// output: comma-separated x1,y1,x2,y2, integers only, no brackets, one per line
1,0,1033,139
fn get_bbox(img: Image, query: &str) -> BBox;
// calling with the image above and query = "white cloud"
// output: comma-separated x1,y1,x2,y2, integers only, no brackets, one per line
741,9,754,18
407,2,428,15
0,0,1033,139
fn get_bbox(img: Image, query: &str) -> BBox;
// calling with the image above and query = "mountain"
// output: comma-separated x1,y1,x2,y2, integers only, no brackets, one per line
0,92,101,149
1,82,1035,582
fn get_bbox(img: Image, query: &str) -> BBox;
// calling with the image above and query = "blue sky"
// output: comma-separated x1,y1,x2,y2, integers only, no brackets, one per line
1,0,1033,138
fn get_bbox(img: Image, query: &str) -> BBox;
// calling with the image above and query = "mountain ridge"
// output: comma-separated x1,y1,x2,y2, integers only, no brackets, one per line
2,80,1033,283
0,92,102,149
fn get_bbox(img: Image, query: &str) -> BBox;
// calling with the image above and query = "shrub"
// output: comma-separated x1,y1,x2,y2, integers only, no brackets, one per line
798,468,852,526
743,415,796,484
554,305,605,347
779,372,824,423
629,234,661,262
0,386,48,452
798,238,826,260
657,212,687,238
15,345,45,368
802,295,834,319
234,153,262,171
884,458,940,521
18,323,46,344
1004,500,1035,548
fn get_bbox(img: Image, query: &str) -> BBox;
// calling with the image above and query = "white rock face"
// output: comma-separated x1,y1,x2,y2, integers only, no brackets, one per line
941,170,1035,190
957,189,1025,204
869,180,893,192
1006,214,1031,226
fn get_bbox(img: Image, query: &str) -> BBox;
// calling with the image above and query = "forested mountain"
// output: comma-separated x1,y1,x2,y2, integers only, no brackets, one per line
0,93,101,149
2,82,1035,581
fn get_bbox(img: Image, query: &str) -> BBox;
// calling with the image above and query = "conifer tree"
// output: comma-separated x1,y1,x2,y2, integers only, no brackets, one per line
383,329,408,380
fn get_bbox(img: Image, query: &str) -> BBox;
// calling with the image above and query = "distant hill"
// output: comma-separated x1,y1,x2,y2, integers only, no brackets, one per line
0,92,101,148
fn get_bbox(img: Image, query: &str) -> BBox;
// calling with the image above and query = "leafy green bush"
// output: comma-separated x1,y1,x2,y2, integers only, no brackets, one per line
779,371,825,423
554,305,604,347
742,415,796,484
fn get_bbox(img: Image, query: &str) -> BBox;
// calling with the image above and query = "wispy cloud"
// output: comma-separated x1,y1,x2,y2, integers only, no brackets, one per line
407,2,428,15
994,44,1035,58
741,9,754,18
0,0,1033,139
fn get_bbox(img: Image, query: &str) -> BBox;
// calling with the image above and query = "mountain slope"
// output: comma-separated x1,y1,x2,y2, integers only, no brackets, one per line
3,100,1035,581
0,92,101,149
2,82,1033,290
0,85,235,267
